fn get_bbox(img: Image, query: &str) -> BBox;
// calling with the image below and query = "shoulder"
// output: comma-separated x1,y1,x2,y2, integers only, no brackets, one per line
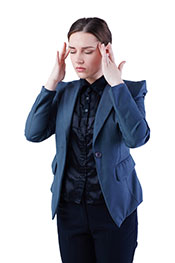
56,79,80,92
53,80,80,102
123,79,148,99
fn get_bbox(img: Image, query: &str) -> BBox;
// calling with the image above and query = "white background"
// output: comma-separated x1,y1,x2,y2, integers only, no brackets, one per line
0,0,175,262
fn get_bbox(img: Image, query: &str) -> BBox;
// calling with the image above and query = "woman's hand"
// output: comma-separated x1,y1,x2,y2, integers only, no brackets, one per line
45,42,70,91
98,42,126,87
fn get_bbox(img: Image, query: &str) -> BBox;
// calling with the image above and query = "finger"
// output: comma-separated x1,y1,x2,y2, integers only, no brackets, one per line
101,43,109,67
98,42,105,56
64,48,70,59
118,61,126,72
60,42,67,61
101,43,112,66
104,43,114,64
56,51,59,63
108,43,115,63
105,44,112,66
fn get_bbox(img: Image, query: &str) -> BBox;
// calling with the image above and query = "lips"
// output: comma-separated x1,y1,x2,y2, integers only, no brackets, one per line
76,67,86,72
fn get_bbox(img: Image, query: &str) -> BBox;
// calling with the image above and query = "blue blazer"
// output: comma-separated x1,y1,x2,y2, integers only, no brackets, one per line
25,79,150,227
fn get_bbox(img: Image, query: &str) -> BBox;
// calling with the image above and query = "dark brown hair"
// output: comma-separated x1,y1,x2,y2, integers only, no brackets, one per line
67,17,112,46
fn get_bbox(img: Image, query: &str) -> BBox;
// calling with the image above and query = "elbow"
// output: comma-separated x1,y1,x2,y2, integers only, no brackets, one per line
125,126,151,149
25,133,40,143
24,120,38,142
25,128,32,142
128,133,150,148
24,129,43,143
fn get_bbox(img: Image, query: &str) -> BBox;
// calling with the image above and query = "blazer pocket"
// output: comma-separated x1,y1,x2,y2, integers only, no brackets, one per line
115,155,135,181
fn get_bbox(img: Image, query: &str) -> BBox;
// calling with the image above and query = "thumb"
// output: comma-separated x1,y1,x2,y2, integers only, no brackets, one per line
118,61,126,72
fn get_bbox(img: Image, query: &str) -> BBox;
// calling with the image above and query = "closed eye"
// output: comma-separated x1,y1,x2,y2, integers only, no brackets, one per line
84,51,93,54
70,50,94,54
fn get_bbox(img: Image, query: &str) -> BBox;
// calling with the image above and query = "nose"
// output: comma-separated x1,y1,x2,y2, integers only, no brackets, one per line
76,52,84,64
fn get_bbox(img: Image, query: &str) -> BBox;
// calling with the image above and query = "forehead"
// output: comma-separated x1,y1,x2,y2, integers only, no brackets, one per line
69,32,99,48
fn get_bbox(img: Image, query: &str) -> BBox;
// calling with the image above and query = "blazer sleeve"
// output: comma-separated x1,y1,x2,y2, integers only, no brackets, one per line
108,80,150,148
24,84,63,142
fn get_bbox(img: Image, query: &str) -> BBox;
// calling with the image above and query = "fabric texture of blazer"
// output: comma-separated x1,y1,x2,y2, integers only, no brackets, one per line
25,78,150,227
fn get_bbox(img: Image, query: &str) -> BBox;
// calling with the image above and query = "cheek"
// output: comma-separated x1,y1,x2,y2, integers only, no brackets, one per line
89,55,102,68
70,55,75,64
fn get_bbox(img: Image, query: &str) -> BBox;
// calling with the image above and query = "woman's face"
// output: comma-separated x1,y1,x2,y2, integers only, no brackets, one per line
68,32,103,84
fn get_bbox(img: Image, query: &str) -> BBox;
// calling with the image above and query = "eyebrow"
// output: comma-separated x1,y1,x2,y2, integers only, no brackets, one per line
68,45,96,49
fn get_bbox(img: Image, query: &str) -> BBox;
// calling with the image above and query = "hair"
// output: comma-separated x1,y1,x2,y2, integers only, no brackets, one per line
67,17,112,46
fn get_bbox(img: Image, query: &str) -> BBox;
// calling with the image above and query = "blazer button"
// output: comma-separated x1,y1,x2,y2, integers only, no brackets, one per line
95,152,102,158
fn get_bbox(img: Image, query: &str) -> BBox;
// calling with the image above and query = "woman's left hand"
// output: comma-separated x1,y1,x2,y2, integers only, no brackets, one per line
98,42,126,86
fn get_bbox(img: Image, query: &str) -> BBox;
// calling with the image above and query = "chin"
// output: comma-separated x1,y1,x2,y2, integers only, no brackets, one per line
76,72,88,78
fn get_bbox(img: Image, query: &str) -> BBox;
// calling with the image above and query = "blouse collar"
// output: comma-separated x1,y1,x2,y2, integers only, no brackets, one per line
80,75,107,95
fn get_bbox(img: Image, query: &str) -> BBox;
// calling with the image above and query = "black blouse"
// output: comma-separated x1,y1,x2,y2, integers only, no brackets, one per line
59,75,108,204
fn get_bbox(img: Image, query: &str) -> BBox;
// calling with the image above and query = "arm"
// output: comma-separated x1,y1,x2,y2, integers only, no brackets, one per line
24,86,61,142
98,42,150,148
25,42,70,142
109,80,150,148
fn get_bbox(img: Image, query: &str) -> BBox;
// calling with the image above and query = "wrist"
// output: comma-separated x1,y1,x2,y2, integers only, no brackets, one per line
45,78,58,91
110,79,124,87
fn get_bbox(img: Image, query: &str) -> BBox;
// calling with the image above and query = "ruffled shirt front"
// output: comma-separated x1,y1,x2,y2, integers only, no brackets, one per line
59,75,107,204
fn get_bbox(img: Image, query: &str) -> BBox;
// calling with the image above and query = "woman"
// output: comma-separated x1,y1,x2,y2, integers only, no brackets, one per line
25,17,150,263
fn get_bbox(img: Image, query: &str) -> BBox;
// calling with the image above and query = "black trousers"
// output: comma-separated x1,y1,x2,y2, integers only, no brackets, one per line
56,193,138,263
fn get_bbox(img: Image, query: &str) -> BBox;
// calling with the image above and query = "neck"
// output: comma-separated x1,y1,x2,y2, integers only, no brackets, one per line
85,72,103,84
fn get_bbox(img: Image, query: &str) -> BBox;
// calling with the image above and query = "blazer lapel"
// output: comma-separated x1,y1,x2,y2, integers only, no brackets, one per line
62,81,81,142
93,84,113,146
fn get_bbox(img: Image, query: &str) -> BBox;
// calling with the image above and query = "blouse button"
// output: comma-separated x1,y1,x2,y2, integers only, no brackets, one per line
95,152,102,158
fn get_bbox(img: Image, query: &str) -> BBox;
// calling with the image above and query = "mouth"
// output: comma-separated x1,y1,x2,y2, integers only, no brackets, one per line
76,67,86,72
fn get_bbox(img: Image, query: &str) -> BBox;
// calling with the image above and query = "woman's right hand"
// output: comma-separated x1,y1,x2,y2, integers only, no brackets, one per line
45,42,70,91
